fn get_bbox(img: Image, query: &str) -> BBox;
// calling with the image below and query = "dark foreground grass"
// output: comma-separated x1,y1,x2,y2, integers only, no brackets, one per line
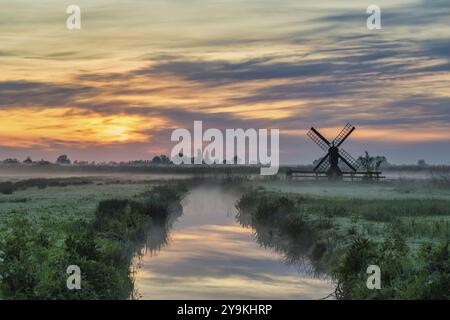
236,190,450,300
0,184,186,299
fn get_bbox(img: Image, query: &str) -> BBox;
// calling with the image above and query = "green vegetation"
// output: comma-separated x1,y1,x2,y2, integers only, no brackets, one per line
334,236,448,299
236,190,450,299
0,184,186,299
0,178,93,195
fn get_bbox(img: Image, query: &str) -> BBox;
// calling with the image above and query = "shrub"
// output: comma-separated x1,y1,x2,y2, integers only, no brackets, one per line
334,236,448,299
0,182,14,195
255,196,296,223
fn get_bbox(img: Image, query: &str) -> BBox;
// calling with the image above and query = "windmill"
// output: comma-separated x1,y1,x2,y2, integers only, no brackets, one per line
307,123,360,179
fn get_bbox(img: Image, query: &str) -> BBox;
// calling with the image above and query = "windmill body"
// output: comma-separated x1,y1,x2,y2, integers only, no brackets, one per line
327,145,342,178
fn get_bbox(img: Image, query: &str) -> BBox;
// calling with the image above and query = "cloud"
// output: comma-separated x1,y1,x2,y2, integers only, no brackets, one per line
0,81,98,109
421,38,450,60
315,0,450,27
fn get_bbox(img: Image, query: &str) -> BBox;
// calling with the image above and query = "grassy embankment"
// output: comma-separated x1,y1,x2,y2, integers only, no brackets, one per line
0,180,186,299
237,185,449,299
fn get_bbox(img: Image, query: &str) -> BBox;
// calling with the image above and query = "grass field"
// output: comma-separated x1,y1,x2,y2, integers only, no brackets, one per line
0,179,152,231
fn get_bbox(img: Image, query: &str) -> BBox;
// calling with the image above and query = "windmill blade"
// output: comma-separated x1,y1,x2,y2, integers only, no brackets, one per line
339,155,357,172
307,127,331,151
317,159,330,173
333,123,355,147
339,148,360,172
313,153,330,172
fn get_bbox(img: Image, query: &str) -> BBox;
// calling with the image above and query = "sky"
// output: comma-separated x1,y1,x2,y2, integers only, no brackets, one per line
0,0,449,165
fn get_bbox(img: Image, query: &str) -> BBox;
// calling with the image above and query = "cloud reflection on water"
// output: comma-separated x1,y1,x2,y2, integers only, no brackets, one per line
134,185,334,299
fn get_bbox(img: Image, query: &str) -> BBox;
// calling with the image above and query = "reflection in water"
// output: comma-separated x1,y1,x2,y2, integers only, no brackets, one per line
236,211,327,278
141,202,183,255
134,184,334,299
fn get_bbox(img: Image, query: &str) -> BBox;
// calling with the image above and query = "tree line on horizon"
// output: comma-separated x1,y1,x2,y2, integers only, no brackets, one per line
0,153,436,168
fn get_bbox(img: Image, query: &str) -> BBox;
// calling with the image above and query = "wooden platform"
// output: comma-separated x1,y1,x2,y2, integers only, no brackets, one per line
286,170,385,182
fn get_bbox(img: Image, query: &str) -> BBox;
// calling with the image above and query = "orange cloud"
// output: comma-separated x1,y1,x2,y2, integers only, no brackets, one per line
0,107,167,148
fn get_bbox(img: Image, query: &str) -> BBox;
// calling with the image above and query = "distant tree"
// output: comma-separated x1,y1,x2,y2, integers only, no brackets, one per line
152,155,173,165
418,159,427,167
375,156,388,168
357,151,388,181
3,158,19,164
358,151,388,172
37,159,51,166
151,156,162,164
359,152,373,172
23,157,33,164
160,155,172,164
56,155,71,165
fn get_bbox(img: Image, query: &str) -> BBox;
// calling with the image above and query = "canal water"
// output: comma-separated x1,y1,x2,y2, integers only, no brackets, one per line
134,184,334,299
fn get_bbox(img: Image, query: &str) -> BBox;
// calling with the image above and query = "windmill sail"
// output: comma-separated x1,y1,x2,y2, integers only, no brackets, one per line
307,128,330,151
333,123,355,147
313,153,330,172
339,148,360,171
316,159,330,172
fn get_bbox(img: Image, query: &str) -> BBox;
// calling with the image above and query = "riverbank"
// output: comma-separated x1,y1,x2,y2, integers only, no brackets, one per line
0,183,186,299
236,189,449,299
